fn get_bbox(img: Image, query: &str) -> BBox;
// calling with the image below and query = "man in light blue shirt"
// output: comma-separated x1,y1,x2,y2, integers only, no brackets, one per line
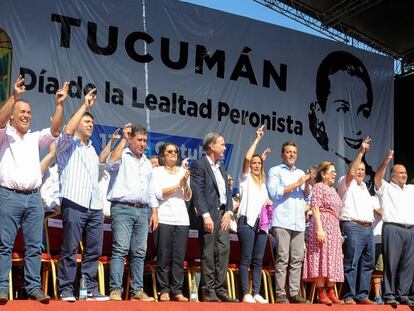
267,141,312,304
106,123,158,301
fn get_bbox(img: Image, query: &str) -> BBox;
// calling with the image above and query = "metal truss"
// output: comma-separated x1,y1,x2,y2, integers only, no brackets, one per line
253,0,410,75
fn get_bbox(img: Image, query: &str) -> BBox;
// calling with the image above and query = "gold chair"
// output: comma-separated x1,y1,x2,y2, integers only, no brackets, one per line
44,212,82,299
11,226,56,299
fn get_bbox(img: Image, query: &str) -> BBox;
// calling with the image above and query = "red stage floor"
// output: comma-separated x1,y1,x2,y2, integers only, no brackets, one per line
0,301,411,311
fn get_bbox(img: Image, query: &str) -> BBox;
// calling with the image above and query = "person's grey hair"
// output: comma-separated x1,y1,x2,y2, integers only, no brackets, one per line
203,132,222,152
12,99,30,113
130,125,147,137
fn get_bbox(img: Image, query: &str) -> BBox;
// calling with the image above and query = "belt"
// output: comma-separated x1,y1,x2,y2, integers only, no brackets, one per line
349,220,372,228
0,185,38,195
386,222,414,229
111,201,145,208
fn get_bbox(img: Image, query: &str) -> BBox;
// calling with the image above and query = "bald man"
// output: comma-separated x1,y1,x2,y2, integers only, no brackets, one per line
0,75,68,302
374,150,414,306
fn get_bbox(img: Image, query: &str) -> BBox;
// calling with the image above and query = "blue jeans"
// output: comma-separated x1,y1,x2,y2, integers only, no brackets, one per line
0,187,44,294
237,216,267,295
342,221,375,300
58,199,103,295
109,203,148,294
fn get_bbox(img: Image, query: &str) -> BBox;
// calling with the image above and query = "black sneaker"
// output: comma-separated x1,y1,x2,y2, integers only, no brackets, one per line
289,294,310,304
60,290,76,302
86,292,110,301
29,289,50,303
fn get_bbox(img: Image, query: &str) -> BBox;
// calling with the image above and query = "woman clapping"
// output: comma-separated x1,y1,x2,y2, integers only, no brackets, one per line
150,143,191,302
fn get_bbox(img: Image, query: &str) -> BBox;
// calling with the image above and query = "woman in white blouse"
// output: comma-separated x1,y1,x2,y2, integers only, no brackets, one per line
237,125,272,304
150,142,191,302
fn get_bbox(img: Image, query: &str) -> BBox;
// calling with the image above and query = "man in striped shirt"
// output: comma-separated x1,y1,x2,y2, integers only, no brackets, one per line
56,88,108,302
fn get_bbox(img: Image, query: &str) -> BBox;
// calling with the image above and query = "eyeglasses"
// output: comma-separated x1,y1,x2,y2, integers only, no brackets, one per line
166,150,178,154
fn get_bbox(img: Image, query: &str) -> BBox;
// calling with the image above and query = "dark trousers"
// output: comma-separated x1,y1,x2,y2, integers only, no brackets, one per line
156,223,189,295
58,198,103,295
237,216,267,295
341,221,375,300
199,214,230,297
382,223,414,302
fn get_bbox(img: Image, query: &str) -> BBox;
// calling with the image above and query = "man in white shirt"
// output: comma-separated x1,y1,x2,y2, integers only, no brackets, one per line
374,149,414,306
338,137,375,305
0,75,68,302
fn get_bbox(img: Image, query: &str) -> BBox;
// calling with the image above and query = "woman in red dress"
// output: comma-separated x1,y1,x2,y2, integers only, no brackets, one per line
303,161,344,305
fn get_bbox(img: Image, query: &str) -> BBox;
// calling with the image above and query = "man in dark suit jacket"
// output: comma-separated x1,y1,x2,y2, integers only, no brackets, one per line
190,132,237,302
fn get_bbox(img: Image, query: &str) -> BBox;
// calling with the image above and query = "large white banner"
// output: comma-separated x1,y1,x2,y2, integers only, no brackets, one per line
0,0,394,192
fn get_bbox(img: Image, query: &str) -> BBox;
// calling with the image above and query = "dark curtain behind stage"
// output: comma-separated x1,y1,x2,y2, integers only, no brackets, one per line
394,73,414,182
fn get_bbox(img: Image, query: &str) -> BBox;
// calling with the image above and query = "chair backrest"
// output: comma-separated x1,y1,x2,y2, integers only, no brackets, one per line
101,219,113,256
44,213,64,255
44,212,85,255
146,229,157,261
228,233,240,264
12,227,25,253
262,234,275,266
185,229,201,261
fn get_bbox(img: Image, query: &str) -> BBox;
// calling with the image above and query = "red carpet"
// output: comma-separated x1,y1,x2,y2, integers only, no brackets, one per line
0,301,410,311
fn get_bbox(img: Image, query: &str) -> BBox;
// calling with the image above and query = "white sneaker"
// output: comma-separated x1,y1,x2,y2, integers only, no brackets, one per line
253,294,268,304
243,294,256,303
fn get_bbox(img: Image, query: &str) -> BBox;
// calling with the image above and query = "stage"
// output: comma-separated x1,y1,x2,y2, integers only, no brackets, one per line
0,301,411,311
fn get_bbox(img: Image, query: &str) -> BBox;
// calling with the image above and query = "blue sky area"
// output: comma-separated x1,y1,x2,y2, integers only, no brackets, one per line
180,0,329,39
180,0,398,72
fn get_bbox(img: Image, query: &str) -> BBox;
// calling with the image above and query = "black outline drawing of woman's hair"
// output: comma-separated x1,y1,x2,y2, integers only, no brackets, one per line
0,28,13,107
308,51,373,151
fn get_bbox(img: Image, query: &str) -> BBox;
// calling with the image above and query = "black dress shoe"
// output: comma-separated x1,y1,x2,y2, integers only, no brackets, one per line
398,298,414,306
29,289,50,303
0,291,8,304
217,294,238,302
275,295,290,304
289,294,309,304
384,298,399,306
202,295,221,302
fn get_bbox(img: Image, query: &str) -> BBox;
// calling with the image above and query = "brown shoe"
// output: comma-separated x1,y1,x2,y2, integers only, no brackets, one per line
130,289,155,302
344,297,357,304
110,289,122,301
173,294,189,302
159,292,170,302
356,298,376,305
